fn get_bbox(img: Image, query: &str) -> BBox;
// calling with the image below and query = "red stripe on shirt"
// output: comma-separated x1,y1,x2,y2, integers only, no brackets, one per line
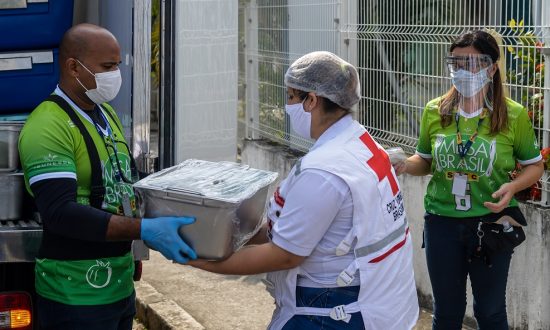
274,187,285,207
368,228,409,263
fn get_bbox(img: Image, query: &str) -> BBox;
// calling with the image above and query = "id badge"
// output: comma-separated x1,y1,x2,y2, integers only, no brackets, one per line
452,173,468,196
121,191,133,217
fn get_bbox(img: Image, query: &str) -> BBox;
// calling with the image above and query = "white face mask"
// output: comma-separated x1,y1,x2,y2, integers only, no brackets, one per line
76,59,122,105
451,67,491,98
285,101,311,139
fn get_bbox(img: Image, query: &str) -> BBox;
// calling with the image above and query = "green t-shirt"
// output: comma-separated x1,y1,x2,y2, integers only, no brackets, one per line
18,92,136,305
416,97,541,218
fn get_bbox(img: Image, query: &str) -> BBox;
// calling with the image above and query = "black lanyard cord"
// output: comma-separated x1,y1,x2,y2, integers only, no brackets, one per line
104,141,138,184
92,108,138,185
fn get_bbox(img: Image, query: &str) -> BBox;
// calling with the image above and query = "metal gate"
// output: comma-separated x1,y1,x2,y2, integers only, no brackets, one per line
239,0,550,203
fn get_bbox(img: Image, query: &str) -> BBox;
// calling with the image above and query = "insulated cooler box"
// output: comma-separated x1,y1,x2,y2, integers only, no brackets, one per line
0,49,59,113
0,121,24,172
134,159,278,260
0,172,24,220
0,0,74,51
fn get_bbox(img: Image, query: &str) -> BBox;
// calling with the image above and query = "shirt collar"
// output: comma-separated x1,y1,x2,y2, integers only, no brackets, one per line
458,107,484,119
54,85,110,136
310,114,353,151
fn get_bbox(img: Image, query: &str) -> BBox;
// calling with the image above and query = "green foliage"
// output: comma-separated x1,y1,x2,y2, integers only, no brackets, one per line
151,0,161,88
506,19,546,201
505,19,545,129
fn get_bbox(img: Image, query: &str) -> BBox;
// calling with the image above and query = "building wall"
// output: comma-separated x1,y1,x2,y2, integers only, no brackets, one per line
242,139,550,330
174,0,238,162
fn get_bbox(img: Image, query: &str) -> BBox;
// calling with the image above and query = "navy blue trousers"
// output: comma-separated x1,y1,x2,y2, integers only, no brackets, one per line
37,291,136,330
424,214,512,330
282,285,364,330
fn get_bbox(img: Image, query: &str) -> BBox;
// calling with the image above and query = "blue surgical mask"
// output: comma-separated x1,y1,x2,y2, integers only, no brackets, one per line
285,100,311,139
451,67,491,98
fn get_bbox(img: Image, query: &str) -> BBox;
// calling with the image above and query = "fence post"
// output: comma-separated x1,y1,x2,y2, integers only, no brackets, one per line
338,0,358,67
540,0,550,205
132,0,152,173
245,0,260,140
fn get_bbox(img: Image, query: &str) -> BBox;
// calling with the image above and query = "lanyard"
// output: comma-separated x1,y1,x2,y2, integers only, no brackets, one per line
454,109,487,158
92,107,131,183
93,108,118,153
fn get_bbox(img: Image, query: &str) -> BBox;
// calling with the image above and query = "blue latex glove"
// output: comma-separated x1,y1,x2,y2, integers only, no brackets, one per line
141,217,197,264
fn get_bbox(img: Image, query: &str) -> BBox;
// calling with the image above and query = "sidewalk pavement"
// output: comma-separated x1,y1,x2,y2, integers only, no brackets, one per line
134,251,467,330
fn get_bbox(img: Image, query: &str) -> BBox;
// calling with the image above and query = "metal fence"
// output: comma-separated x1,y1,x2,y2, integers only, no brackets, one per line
238,0,550,203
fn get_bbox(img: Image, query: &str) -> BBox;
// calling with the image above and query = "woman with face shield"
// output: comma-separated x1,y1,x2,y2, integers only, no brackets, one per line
395,30,544,329
187,51,419,329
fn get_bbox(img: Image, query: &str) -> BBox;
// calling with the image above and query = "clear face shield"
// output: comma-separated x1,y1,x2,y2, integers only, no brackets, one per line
446,54,495,113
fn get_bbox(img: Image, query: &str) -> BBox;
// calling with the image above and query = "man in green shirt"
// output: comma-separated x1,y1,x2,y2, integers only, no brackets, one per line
19,23,196,330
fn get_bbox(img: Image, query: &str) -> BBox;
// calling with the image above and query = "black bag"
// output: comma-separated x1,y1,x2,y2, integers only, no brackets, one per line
463,207,526,267
478,222,526,253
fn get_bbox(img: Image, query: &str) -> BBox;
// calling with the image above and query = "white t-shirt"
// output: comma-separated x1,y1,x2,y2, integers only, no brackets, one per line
271,115,359,287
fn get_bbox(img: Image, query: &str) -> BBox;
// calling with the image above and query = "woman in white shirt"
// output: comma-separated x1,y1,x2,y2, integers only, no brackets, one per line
187,51,418,330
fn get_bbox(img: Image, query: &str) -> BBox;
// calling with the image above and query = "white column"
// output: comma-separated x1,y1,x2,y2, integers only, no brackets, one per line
132,0,152,172
173,0,238,162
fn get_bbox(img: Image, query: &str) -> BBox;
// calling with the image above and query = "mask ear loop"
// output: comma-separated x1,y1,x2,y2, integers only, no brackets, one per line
74,59,96,93
483,94,494,112
442,56,459,117
301,93,311,112
75,59,96,76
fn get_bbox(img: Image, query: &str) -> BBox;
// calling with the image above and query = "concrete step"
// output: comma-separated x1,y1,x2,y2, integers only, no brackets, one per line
135,280,205,330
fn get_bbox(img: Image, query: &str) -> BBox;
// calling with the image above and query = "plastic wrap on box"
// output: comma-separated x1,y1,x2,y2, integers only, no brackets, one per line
133,159,278,260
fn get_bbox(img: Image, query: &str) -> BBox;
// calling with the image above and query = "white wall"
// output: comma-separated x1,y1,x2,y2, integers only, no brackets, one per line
174,0,238,162
243,139,550,330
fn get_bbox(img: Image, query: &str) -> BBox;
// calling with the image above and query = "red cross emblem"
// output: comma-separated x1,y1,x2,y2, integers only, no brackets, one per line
359,132,399,196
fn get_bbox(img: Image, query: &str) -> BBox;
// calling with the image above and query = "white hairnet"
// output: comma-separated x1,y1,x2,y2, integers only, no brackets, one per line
284,51,361,110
